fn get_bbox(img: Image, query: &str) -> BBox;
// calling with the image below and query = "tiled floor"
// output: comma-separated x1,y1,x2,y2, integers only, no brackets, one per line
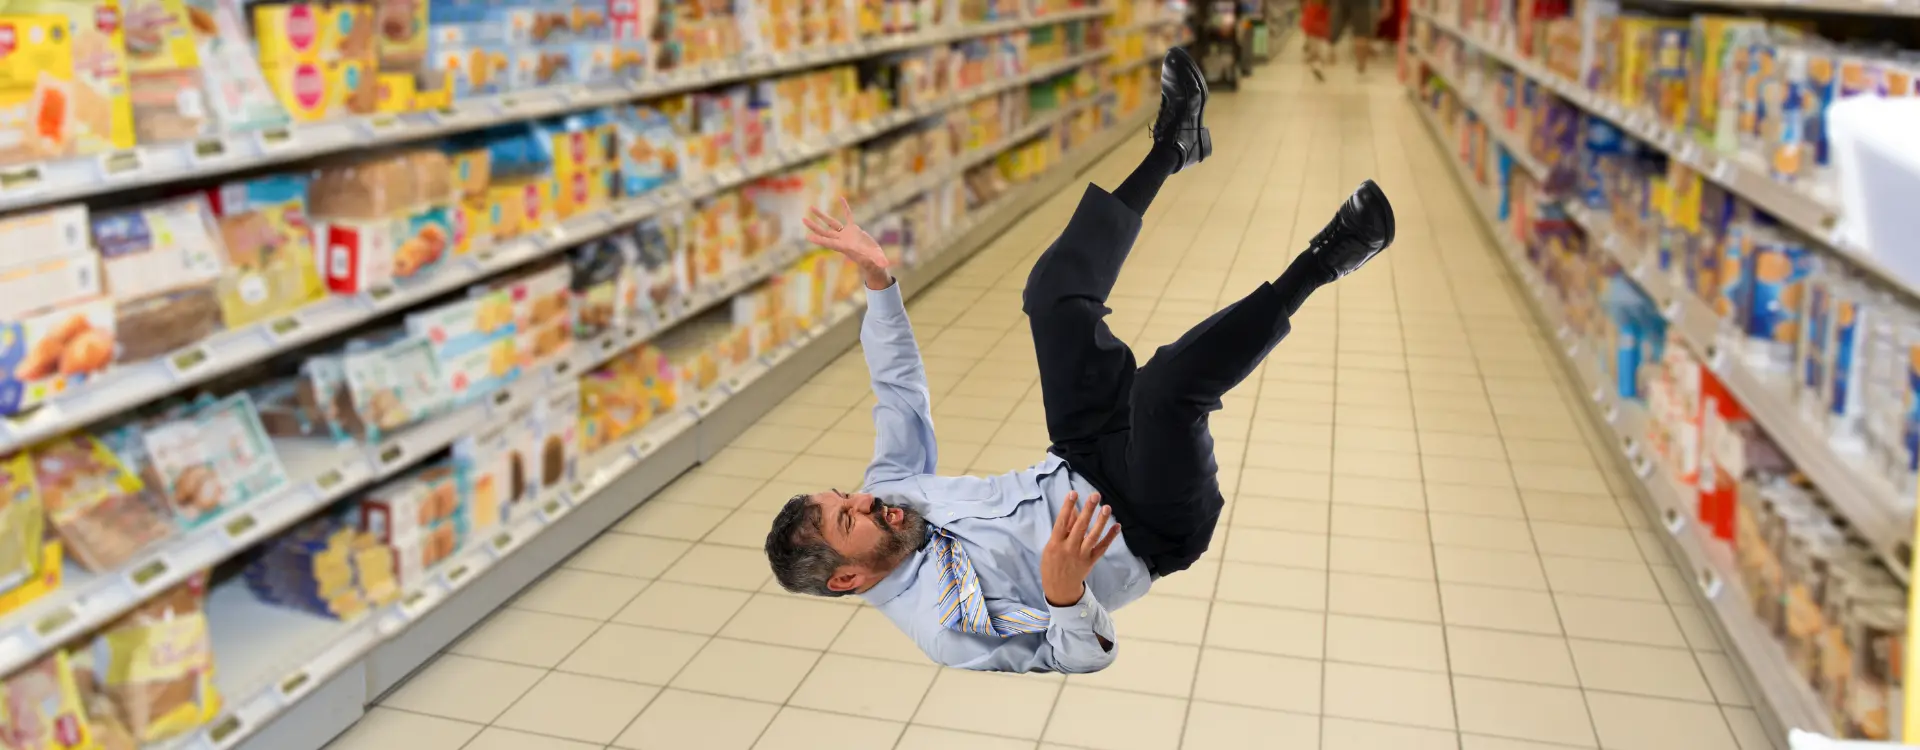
326,45,1781,750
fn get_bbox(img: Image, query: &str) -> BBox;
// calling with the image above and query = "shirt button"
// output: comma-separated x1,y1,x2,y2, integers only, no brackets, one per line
947,512,955,518
1079,607,1089,618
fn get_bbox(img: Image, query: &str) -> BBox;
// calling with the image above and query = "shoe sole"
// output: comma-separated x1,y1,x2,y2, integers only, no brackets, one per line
1359,179,1395,248
1164,47,1211,164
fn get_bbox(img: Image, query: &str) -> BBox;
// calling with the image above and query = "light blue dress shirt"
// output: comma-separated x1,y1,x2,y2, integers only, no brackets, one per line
855,282,1153,674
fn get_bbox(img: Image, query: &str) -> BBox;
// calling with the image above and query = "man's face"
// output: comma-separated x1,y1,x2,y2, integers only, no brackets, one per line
813,489,927,594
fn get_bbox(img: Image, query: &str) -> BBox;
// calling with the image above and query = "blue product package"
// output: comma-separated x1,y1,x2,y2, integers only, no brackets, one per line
1802,280,1831,400
1581,117,1625,211
1745,236,1815,371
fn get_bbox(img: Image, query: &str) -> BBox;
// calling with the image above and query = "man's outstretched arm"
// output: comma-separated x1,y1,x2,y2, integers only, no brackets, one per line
803,200,936,484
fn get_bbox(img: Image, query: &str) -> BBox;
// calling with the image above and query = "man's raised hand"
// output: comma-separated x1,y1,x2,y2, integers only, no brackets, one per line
1041,491,1121,607
802,197,890,271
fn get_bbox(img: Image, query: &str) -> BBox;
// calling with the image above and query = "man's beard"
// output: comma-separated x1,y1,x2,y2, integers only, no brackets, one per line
860,499,929,570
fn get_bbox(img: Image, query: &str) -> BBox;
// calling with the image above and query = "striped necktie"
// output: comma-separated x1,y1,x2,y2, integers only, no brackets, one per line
930,526,1049,637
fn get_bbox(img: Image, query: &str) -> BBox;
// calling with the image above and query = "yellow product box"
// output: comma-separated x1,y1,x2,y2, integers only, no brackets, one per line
449,195,489,254
375,71,414,113
263,60,340,122
338,57,377,114
0,6,135,167
1689,16,1761,139
413,83,450,111
252,2,331,65
375,0,427,70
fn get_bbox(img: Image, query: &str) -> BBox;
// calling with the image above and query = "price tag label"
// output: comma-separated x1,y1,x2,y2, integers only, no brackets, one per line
446,564,472,584
398,589,430,618
568,481,587,502
552,359,574,378
278,671,312,699
492,389,513,409
207,715,244,746
256,127,296,150
492,532,513,552
192,138,228,162
1697,567,1722,598
266,315,303,342
542,499,564,518
167,345,212,377
363,284,397,306
98,149,142,177
0,164,50,196
1662,507,1686,534
223,513,259,540
315,468,345,493
378,443,407,468
32,606,76,638
128,558,170,590
544,225,566,244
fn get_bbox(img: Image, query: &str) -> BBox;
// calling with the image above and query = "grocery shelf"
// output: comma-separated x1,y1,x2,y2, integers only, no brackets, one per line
1411,96,1837,742
0,4,1114,217
1411,43,1915,585
1413,9,1920,310
1644,0,1920,18
0,85,1104,682
0,45,1114,459
158,102,1152,750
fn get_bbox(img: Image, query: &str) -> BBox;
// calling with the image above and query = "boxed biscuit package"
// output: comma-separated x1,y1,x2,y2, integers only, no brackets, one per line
242,514,397,619
184,0,290,133
450,420,512,534
311,148,455,293
139,393,288,528
123,0,216,142
534,379,578,494
0,296,118,418
0,0,137,167
206,175,326,329
92,195,230,363
31,433,175,572
405,289,517,404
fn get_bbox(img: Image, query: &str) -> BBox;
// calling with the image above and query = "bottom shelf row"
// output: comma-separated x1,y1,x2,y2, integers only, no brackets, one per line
1410,90,1903,744
0,96,1155,750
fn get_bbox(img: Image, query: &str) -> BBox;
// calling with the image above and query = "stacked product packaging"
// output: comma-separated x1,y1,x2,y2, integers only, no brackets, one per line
0,8,1129,743
1417,24,1912,739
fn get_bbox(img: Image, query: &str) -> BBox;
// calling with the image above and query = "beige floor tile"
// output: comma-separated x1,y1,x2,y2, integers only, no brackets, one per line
788,654,939,721
1070,638,1200,697
558,623,708,685
1333,447,1424,480
613,690,777,749
755,707,904,750
1330,504,1432,543
1236,468,1333,502
1553,594,1687,648
914,669,1062,739
1429,513,1535,553
1461,735,1597,750
1182,702,1319,749
564,534,691,578
1445,626,1579,686
1423,455,1517,487
660,544,774,591
1243,442,1334,472
1324,661,1457,729
1331,475,1425,510
705,508,777,547
1440,583,1564,635
1521,491,1627,527
1328,571,1442,622
1434,546,1548,590
669,638,820,703
1044,685,1188,750
1118,592,1212,644
611,580,750,634
704,447,800,479
1213,560,1326,610
1533,521,1645,563
718,593,857,649
463,727,602,750
1224,526,1329,569
1231,496,1331,532
1721,707,1776,750
511,569,651,620
1326,614,1449,671
1425,482,1525,518
1567,639,1715,701
1192,647,1322,714
380,655,546,723
1693,651,1753,706
1540,555,1663,601
449,609,599,667
1330,535,1436,580
1332,425,1421,454
1504,438,1599,467
1585,691,1739,750
1452,676,1597,747
1205,602,1325,658
327,708,480,750
1416,434,1508,464
493,672,659,744
616,500,733,540
831,606,935,664
896,726,1035,750
1322,717,1460,750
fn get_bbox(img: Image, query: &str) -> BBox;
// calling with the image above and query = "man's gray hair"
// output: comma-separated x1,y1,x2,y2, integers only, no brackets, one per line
765,493,856,597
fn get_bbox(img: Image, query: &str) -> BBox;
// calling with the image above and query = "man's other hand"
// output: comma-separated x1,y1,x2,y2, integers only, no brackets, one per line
1041,491,1121,607
803,197,893,289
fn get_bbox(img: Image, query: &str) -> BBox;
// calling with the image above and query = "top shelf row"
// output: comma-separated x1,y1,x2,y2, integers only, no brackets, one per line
1413,5,1920,309
0,1,1120,216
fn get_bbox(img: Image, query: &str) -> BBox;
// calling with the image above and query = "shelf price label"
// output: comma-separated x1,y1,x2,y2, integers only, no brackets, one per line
256,127,297,151
32,606,76,639
206,715,245,747
265,315,304,343
398,589,433,619
128,558,170,591
315,468,346,494
191,138,228,163
277,670,312,700
98,149,143,178
223,513,259,541
166,345,212,378
378,443,407,469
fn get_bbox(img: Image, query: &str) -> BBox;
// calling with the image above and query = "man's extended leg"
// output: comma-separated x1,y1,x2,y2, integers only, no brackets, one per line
1023,47,1211,448
1121,180,1397,575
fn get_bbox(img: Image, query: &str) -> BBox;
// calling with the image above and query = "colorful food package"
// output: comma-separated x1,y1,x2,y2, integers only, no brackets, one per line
534,380,578,494
0,651,96,750
31,433,174,571
0,451,60,616
488,263,573,372
123,0,216,142
375,0,428,70
0,0,136,167
405,289,517,404
0,296,118,418
92,195,230,363
139,393,289,528
184,0,291,134
84,572,220,744
205,175,326,328
282,333,449,442
451,420,513,534
310,149,454,293
568,236,631,339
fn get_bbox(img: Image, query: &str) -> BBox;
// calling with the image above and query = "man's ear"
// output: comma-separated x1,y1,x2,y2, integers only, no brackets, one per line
827,569,861,593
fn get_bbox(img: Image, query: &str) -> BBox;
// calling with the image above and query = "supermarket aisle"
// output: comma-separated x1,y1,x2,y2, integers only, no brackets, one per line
328,48,1780,750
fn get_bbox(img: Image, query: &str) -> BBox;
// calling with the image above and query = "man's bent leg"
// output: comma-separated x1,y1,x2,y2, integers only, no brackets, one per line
1024,185,1146,448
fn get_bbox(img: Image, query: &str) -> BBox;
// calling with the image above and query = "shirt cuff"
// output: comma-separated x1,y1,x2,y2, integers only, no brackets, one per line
865,281,906,317
1047,585,1111,636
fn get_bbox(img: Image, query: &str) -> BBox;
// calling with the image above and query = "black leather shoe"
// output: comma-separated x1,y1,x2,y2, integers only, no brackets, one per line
1153,47,1210,172
1306,180,1395,278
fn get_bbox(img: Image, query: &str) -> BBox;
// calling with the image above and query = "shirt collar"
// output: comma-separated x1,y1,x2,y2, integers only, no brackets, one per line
860,543,927,606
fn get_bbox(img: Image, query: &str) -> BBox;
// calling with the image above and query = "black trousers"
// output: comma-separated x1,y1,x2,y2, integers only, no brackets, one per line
1025,185,1314,576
